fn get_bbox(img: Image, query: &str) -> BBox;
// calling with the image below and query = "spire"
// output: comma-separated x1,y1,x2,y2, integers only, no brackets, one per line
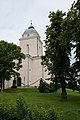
28,20,34,29
30,20,32,26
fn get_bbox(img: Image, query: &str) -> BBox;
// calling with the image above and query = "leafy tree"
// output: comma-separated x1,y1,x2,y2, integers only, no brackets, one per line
64,0,80,92
41,10,71,98
71,0,80,76
0,40,25,91
42,0,80,97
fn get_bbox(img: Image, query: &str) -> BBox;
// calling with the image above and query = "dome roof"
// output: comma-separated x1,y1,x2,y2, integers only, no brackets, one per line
22,22,40,38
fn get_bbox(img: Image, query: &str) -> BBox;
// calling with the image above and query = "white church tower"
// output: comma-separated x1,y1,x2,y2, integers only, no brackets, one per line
4,22,50,89
19,22,44,87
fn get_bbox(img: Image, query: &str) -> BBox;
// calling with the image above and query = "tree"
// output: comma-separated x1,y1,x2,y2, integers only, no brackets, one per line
71,0,80,76
41,10,71,98
64,0,80,92
0,40,25,91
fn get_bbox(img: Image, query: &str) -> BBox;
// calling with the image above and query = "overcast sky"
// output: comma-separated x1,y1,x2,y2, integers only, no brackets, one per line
0,0,77,45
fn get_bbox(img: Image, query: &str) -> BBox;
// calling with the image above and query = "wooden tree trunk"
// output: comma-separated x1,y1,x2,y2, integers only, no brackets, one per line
1,78,4,92
60,76,67,99
61,85,67,99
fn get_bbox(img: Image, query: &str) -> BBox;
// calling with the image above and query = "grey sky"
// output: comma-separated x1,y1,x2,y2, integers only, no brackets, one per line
0,0,77,45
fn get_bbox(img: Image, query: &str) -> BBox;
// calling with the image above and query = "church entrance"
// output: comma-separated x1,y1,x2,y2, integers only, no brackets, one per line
17,77,21,87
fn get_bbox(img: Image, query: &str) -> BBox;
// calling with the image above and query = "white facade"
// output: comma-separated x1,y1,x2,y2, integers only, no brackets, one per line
4,23,50,88
19,23,50,87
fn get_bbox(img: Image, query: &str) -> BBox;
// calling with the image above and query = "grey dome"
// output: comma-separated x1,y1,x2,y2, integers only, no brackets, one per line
22,23,40,38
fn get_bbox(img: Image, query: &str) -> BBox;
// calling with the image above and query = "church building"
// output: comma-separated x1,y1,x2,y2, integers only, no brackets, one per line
19,22,49,87
5,22,49,88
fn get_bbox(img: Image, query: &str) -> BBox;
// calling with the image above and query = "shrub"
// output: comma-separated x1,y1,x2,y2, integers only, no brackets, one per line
49,83,60,93
16,96,30,120
0,96,59,120
38,79,60,93
47,107,59,120
38,80,50,93
28,106,59,120
0,104,17,120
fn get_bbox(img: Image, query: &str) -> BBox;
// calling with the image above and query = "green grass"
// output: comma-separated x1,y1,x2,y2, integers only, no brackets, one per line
0,88,80,120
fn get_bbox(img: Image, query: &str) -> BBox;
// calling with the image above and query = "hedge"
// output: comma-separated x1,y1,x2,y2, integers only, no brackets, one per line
0,96,59,120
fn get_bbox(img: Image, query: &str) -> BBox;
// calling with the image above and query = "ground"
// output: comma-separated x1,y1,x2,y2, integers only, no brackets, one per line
0,88,80,120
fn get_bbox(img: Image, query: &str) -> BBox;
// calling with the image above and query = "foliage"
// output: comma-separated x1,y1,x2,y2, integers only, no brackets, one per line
49,83,60,93
0,96,59,120
38,79,60,93
0,40,25,91
69,0,80,72
42,10,70,76
41,10,71,98
64,0,80,92
41,0,80,97
38,79,50,93
0,88,80,120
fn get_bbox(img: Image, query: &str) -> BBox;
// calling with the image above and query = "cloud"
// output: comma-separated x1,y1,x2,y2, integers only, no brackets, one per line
0,0,77,45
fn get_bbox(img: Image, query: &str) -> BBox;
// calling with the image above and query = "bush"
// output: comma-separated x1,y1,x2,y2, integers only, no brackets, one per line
47,107,59,120
49,83,60,93
0,97,59,120
0,104,18,120
38,79,60,93
28,106,59,120
38,81,50,93
16,96,30,120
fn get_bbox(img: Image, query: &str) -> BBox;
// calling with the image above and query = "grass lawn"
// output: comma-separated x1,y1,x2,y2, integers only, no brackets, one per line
0,88,80,120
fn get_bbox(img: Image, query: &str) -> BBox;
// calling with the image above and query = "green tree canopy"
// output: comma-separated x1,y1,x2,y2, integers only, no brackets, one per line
42,0,80,98
41,10,71,98
68,0,80,74
62,0,80,90
0,40,25,91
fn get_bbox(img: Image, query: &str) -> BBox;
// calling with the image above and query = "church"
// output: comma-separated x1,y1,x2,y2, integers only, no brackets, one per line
5,22,49,88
